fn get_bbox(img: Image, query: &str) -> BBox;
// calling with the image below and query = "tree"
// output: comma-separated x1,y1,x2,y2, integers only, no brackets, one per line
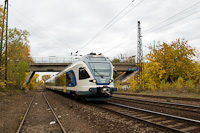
0,5,5,89
8,28,33,64
14,60,29,89
111,54,136,63
0,27,32,90
146,39,198,83
143,62,166,90
6,28,32,89
42,75,51,82
28,74,39,90
127,75,137,91
111,58,120,63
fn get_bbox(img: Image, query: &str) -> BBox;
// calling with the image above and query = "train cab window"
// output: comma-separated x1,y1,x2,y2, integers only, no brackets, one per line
66,72,72,82
79,67,90,80
66,71,77,87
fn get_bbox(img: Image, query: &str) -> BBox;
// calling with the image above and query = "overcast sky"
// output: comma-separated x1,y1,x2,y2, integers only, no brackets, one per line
1,0,199,61
1,0,199,80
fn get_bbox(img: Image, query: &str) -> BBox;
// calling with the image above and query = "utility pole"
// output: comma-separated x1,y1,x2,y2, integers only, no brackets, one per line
137,21,143,89
0,1,6,81
5,0,8,88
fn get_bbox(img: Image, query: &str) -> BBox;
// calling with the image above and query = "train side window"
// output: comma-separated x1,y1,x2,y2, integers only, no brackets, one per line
79,67,90,80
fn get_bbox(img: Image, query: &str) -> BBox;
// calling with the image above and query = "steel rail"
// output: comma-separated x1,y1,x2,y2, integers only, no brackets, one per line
115,93,200,101
107,102,200,124
98,102,200,132
94,102,184,133
112,96,200,113
42,93,67,133
17,94,36,133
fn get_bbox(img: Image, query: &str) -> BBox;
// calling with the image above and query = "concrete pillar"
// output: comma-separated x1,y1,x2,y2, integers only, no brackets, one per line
25,71,35,84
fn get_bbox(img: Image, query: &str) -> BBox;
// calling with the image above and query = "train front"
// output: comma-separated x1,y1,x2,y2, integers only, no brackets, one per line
82,53,117,101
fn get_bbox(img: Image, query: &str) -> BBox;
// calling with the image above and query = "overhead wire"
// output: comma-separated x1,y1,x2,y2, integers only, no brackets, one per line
91,0,144,53
144,9,200,36
8,4,74,56
77,0,136,53
101,1,200,54
9,10,72,55
98,0,144,36
143,1,200,34
9,4,74,51
99,26,137,53
86,0,145,54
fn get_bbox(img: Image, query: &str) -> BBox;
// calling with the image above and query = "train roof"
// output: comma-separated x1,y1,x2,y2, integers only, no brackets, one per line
80,53,109,62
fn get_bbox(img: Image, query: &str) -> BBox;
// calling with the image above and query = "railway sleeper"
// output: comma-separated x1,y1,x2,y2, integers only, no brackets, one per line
148,118,164,122
155,120,174,124
167,123,185,128
179,126,199,132
139,116,155,120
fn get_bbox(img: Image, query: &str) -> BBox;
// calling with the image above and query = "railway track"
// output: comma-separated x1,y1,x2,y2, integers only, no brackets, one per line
17,93,66,133
95,101,200,133
115,92,200,102
111,96,200,114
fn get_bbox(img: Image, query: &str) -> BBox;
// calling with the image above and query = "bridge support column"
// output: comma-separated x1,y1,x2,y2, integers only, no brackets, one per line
25,71,35,84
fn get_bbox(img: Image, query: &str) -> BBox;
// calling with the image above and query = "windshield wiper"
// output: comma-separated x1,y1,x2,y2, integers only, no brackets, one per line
91,63,104,78
94,69,104,78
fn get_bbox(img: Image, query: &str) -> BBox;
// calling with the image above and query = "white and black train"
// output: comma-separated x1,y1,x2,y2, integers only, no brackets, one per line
45,53,117,101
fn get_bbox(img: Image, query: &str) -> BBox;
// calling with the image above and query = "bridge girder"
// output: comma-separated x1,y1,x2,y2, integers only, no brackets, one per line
25,63,137,84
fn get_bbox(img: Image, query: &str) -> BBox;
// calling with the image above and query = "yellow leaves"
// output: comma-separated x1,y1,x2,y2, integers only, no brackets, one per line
115,80,121,90
0,27,32,90
146,39,199,83
0,81,6,90
42,75,51,82
127,76,136,91
28,74,39,90
0,67,5,72
143,39,200,92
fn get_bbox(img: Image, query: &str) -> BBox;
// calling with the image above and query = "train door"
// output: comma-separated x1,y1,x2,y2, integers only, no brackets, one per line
66,70,77,87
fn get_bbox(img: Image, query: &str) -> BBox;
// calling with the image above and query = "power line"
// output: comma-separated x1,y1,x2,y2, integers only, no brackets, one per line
144,9,200,35
143,1,200,34
102,9,200,54
98,0,144,36
95,0,199,55
91,0,144,53
77,0,136,53
9,12,72,55
9,4,74,51
98,26,137,53
103,36,137,54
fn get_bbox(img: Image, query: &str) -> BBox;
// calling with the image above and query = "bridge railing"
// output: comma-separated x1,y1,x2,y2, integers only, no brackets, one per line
33,57,76,63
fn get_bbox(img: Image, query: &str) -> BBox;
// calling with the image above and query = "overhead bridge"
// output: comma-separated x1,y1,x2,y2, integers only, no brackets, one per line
25,62,137,84
28,63,137,72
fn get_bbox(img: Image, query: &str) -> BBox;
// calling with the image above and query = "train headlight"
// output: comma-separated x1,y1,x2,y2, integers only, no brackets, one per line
90,79,97,83
109,79,113,83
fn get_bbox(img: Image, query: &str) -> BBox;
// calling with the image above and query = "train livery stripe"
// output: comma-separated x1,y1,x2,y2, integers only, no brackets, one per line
63,85,66,93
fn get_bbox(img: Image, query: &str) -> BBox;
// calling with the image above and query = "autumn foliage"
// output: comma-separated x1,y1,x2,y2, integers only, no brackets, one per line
0,5,34,90
127,39,200,93
42,75,51,83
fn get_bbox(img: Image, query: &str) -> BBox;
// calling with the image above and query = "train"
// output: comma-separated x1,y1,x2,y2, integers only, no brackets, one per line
45,53,117,101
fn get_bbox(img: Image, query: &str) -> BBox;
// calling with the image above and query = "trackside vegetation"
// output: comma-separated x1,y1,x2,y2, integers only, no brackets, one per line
0,5,37,91
117,39,200,94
